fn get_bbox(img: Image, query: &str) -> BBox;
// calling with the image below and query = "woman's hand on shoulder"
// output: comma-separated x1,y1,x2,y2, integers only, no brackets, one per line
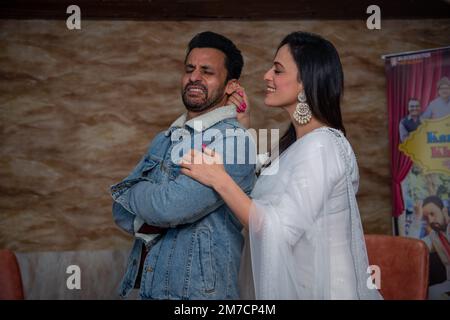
180,146,228,189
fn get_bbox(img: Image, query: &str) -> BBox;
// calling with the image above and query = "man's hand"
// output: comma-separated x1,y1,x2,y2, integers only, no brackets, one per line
414,200,424,220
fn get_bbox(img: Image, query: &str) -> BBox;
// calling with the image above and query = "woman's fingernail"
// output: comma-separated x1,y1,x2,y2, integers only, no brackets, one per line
241,102,247,109
238,91,244,97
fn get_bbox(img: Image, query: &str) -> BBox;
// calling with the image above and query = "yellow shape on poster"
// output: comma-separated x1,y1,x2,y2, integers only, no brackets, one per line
399,115,450,175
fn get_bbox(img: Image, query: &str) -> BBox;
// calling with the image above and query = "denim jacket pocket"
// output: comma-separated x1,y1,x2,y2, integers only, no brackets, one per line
167,163,181,180
197,228,216,293
142,155,159,177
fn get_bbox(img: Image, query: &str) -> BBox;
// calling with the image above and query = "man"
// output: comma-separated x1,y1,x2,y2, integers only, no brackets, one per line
410,196,450,284
421,76,450,120
111,31,256,299
399,98,421,142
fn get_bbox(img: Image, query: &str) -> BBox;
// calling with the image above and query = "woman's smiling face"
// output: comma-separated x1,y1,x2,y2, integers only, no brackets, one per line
263,44,303,109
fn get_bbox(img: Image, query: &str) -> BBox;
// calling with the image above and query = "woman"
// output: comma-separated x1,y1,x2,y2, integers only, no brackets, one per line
180,31,382,300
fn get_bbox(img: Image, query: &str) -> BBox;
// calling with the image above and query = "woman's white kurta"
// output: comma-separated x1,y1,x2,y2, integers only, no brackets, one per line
239,127,383,300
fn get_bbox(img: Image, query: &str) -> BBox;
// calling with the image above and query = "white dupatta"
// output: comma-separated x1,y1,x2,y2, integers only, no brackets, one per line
239,127,382,300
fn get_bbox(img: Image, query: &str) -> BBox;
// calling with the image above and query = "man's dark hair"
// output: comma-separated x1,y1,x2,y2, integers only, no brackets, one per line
185,31,244,82
408,98,420,106
423,195,444,210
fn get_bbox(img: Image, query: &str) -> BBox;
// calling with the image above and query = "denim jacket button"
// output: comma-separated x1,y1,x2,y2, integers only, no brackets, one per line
147,267,153,272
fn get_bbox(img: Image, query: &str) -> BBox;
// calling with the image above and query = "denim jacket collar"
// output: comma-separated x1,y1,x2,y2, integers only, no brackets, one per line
165,105,236,135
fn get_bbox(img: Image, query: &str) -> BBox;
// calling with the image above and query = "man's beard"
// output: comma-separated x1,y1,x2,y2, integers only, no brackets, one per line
182,82,225,112
429,222,447,233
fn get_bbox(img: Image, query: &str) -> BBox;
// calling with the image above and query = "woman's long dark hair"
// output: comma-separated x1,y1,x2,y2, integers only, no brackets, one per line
277,32,346,155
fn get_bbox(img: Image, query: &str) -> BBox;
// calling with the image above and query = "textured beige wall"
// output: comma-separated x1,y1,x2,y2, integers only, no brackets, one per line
1,20,449,252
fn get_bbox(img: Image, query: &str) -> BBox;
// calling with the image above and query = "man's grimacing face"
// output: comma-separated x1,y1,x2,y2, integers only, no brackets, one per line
182,48,230,112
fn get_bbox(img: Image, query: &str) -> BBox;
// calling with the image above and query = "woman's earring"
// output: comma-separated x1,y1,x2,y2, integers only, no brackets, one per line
293,91,312,125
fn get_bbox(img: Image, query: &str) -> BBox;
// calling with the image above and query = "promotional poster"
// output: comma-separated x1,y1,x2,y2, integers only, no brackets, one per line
385,47,450,299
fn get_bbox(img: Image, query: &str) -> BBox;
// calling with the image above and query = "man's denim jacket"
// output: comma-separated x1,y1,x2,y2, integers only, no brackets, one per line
111,105,256,299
